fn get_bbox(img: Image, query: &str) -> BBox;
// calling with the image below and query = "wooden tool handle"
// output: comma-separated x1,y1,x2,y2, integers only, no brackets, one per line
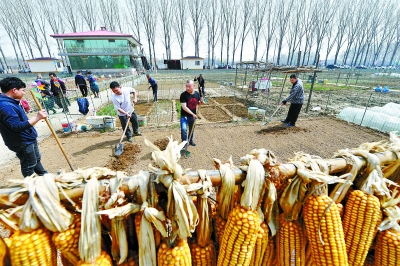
30,91,75,171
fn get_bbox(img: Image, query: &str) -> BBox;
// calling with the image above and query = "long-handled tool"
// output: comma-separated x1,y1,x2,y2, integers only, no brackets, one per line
113,108,135,157
261,105,282,126
180,120,196,157
30,91,75,171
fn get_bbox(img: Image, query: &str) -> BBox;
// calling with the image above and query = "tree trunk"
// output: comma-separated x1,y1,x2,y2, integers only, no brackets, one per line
0,46,9,71
388,42,400,66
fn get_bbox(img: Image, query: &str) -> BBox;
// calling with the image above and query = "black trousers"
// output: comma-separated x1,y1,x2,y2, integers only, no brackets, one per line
285,103,303,126
151,84,158,102
118,111,139,138
78,85,88,97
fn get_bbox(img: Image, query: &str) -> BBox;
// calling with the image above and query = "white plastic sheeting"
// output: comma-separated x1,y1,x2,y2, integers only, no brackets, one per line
337,103,400,133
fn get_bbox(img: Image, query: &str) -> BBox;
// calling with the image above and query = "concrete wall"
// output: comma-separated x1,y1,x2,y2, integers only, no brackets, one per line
181,59,203,70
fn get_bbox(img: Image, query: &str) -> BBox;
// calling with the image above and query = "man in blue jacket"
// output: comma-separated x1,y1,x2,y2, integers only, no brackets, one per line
146,74,158,102
281,74,304,127
0,77,48,177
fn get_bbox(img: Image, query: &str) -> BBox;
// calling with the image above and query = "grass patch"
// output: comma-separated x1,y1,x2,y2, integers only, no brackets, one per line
303,83,350,91
176,101,182,119
97,104,117,116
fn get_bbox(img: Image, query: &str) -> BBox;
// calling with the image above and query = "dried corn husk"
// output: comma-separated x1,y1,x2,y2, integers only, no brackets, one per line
79,177,101,263
212,157,235,220
378,206,400,232
196,170,213,247
145,137,198,244
110,217,128,264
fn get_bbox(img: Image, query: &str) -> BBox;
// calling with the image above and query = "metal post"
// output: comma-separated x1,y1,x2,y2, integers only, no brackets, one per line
336,73,341,86
360,93,372,126
278,73,288,104
297,51,302,68
235,64,238,87
306,54,320,113
232,92,236,121
325,90,332,112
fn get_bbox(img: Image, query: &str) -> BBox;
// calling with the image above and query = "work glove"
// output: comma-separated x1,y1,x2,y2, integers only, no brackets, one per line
281,101,287,105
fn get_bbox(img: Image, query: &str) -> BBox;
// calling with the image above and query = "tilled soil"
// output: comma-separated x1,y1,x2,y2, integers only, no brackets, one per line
199,106,231,122
0,117,388,180
224,104,249,118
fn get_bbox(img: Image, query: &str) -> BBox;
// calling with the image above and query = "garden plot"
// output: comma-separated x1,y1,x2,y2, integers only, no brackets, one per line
223,104,248,118
199,106,231,122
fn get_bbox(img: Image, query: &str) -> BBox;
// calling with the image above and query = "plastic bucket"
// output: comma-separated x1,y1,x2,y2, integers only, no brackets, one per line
256,109,266,121
104,117,116,129
138,115,147,127
248,107,258,119
61,119,74,132
323,79,328,85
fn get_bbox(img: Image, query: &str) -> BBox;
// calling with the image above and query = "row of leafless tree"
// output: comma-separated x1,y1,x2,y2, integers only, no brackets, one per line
0,0,399,69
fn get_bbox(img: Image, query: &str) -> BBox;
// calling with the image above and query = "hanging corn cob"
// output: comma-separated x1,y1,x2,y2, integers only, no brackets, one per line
250,222,274,266
5,228,57,266
77,251,113,266
119,250,139,266
0,236,10,266
217,149,267,266
52,215,81,265
145,137,196,266
189,170,216,266
212,157,236,246
302,170,350,266
277,170,308,266
374,193,400,266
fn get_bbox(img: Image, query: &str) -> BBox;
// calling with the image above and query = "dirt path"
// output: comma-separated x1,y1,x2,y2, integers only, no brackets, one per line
0,117,387,181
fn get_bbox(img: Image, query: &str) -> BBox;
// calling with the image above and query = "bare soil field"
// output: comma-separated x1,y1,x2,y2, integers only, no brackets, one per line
0,116,387,182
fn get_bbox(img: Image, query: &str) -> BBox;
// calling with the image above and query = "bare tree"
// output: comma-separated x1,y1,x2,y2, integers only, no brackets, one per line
188,0,205,57
60,0,81,32
219,12,226,65
138,0,157,66
388,10,400,66
300,0,317,65
125,0,142,47
78,0,98,31
158,0,174,60
205,0,220,67
230,1,242,65
332,1,350,64
285,0,305,65
342,0,364,65
323,19,337,66
250,0,268,61
262,0,278,63
221,0,233,64
275,0,294,65
172,0,187,59
238,0,254,62
99,0,123,32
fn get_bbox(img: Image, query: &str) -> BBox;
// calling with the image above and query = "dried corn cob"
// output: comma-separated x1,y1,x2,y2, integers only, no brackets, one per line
250,222,274,266
305,245,313,266
157,239,192,265
6,228,57,266
214,215,226,245
51,215,81,264
260,232,274,266
125,214,137,249
217,206,260,266
190,241,216,266
336,203,344,219
77,250,112,266
277,216,306,266
303,195,348,266
374,228,400,266
343,190,382,266
0,236,10,266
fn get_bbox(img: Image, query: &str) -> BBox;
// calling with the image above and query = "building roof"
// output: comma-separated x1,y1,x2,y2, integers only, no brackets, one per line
50,28,141,46
26,57,62,61
181,56,204,60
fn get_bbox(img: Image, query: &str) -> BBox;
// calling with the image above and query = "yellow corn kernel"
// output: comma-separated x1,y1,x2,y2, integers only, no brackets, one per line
343,190,382,266
277,216,306,266
77,250,113,266
157,239,192,266
217,205,260,266
251,222,274,266
52,215,81,265
190,241,216,266
215,215,227,246
374,229,400,266
303,195,348,266
7,228,57,266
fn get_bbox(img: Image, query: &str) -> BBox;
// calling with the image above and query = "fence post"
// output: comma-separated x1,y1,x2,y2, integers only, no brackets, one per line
306,54,320,113
360,93,372,126
325,90,332,112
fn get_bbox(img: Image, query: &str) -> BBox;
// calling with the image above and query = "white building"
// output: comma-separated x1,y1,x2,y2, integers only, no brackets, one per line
26,58,64,73
181,56,204,70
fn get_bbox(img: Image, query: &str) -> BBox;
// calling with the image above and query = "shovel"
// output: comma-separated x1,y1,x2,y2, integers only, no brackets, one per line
180,120,196,157
261,105,282,126
114,109,134,157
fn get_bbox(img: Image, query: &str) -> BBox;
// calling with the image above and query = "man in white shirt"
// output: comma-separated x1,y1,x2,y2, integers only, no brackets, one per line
110,81,142,142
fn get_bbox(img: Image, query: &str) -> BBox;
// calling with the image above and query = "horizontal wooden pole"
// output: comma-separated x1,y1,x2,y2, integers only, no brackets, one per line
0,151,397,210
